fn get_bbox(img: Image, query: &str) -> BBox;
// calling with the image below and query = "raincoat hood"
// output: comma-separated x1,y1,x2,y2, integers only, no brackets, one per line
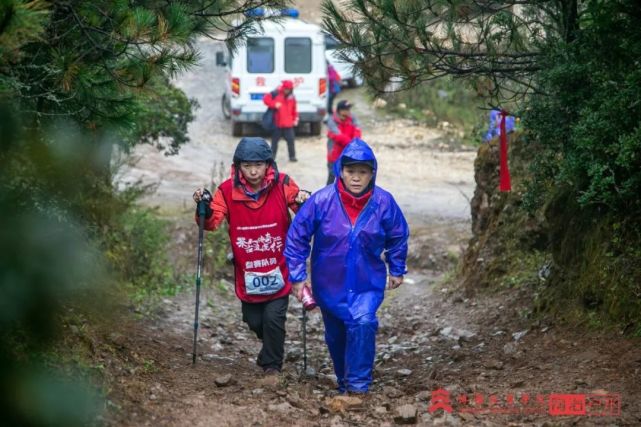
233,137,273,164
333,138,378,185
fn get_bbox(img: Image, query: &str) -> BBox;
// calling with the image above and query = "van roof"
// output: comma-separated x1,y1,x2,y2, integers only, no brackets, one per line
247,18,322,36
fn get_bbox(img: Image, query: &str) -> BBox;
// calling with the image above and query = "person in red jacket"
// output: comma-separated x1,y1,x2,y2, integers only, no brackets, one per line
326,100,362,184
263,80,299,162
192,137,309,378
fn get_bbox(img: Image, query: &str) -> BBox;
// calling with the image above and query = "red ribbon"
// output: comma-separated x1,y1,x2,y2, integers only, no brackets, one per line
499,110,511,192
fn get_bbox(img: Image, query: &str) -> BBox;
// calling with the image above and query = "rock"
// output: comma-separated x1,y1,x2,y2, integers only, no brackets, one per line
372,98,388,109
503,342,518,355
483,360,504,370
251,388,263,395
214,374,233,387
329,415,347,427
432,413,461,426
512,330,528,341
439,326,476,343
375,406,388,414
384,386,403,398
398,103,407,110
257,373,281,388
394,404,418,424
327,395,364,413
415,390,431,402
286,347,303,362
397,368,413,377
268,401,293,413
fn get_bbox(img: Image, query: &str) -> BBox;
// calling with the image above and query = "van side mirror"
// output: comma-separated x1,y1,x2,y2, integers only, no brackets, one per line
215,52,227,67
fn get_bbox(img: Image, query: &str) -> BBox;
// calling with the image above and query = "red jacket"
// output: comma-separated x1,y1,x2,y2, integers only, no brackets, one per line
327,113,361,162
263,86,298,128
198,165,301,231
337,178,372,224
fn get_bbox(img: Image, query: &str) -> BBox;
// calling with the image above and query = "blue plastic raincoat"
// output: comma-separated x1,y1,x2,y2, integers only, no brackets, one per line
285,139,409,392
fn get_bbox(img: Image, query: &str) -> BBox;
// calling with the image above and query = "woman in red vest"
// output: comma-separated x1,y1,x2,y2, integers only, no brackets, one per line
193,137,309,377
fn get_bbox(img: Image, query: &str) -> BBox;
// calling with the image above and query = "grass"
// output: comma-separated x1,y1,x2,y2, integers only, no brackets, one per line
387,77,489,146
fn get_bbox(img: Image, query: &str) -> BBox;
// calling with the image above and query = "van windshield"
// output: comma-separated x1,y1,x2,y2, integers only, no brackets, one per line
247,37,274,73
285,37,312,73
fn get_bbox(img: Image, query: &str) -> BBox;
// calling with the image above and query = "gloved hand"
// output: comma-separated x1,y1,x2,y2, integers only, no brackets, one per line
193,188,213,218
295,190,311,205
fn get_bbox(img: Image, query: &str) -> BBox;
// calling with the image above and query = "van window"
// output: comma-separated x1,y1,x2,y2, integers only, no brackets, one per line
247,37,274,73
285,37,312,73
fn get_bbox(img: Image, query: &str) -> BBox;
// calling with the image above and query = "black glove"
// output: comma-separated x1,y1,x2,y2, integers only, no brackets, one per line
196,189,213,218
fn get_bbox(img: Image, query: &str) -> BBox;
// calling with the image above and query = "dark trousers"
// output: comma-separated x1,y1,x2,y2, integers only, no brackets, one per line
327,161,336,185
241,296,289,371
272,127,296,160
328,92,337,114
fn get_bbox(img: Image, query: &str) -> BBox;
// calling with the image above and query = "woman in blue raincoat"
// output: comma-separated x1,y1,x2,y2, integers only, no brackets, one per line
284,138,409,394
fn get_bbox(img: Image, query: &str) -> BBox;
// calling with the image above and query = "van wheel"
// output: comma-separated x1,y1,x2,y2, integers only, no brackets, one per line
232,122,243,136
221,94,231,119
310,121,322,136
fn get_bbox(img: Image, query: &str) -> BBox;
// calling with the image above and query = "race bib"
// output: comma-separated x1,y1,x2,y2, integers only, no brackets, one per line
244,267,285,295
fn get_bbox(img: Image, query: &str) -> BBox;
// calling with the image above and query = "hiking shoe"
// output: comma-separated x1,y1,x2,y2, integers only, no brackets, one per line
289,157,298,162
258,368,281,387
263,367,280,375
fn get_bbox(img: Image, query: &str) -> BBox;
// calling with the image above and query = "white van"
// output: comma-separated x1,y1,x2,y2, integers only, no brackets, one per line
217,9,327,136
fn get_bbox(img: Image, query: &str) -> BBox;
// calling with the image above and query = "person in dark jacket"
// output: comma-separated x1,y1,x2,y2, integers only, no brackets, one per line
263,80,299,162
284,139,409,394
326,100,361,185
193,138,309,378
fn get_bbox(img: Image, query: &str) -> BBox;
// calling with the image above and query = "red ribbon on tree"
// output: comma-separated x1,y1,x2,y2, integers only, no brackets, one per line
499,109,511,192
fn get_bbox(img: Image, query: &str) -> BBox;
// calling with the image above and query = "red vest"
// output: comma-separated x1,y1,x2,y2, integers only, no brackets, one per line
220,177,292,303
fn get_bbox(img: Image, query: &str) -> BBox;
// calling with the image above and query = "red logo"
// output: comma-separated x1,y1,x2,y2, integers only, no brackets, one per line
428,389,452,414
426,388,621,417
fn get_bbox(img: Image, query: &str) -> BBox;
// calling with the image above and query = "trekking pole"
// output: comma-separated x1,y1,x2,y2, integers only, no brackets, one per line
302,305,308,373
192,199,207,365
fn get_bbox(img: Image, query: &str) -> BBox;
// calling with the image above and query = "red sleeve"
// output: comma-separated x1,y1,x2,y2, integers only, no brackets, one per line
195,188,227,230
293,97,298,120
328,130,351,145
263,92,276,108
283,176,301,213
354,127,362,138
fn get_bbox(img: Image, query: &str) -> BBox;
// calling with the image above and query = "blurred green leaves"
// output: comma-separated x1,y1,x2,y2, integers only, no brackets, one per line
0,105,106,425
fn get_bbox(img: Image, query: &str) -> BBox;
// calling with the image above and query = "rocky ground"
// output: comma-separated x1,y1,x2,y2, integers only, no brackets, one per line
106,9,641,426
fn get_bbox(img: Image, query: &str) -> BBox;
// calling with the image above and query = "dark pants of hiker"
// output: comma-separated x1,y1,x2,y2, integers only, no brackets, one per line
327,161,336,185
271,127,296,160
328,92,337,114
241,296,289,371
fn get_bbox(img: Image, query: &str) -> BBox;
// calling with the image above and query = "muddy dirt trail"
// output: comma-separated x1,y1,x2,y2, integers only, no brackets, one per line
111,33,641,427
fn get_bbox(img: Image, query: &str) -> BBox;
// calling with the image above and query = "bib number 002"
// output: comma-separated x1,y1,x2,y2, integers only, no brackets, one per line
244,267,285,295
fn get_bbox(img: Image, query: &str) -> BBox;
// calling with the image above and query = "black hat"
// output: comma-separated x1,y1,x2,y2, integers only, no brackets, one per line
341,156,375,170
336,100,353,111
233,137,273,164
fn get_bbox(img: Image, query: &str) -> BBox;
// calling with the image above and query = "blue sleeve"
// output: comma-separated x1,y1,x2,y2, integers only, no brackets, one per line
285,195,318,282
382,195,409,277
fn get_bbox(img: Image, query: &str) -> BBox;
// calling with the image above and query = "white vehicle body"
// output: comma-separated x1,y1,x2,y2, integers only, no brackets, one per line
324,34,364,88
218,12,327,136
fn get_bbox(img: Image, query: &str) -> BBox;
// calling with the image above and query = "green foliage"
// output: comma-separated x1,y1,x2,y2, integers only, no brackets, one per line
524,0,641,215
321,0,570,100
0,106,104,426
1,0,289,153
103,206,181,305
